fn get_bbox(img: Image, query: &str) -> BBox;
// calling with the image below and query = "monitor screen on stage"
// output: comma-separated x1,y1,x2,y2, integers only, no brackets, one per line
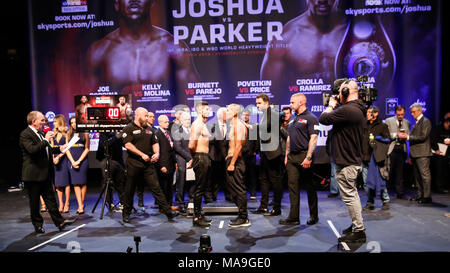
74,94,132,132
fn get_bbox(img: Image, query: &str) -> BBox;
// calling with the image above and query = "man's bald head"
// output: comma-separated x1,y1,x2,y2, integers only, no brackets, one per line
226,104,242,120
134,107,148,127
339,80,359,103
290,93,307,113
292,93,307,103
135,107,147,116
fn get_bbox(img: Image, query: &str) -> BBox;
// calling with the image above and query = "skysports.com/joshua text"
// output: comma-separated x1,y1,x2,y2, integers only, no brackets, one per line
37,20,114,31
346,4,432,16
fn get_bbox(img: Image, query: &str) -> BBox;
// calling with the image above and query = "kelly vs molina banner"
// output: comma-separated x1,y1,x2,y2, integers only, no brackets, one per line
28,0,441,161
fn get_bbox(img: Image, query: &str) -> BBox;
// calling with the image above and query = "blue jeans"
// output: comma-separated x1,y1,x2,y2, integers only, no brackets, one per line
361,162,390,204
330,159,339,194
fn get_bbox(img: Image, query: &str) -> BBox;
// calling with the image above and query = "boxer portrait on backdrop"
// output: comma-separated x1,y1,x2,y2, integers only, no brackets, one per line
85,0,200,91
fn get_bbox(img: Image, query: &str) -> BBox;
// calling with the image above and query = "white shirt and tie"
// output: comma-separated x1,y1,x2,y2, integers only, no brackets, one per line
29,125,49,157
160,128,173,147
182,126,190,136
218,121,227,139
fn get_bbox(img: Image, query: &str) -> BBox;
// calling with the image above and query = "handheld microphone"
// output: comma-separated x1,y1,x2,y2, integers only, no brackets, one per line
43,126,51,134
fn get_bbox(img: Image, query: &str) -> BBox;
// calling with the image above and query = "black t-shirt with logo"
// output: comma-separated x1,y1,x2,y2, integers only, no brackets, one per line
288,109,319,153
122,122,158,165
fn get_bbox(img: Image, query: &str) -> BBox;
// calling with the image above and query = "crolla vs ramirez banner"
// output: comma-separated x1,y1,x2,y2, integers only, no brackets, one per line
29,0,441,161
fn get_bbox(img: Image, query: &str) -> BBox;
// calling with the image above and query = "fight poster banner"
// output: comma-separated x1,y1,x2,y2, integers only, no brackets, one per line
29,0,441,161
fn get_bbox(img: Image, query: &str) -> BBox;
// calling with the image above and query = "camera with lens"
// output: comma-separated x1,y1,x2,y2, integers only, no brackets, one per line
322,78,347,106
322,75,378,106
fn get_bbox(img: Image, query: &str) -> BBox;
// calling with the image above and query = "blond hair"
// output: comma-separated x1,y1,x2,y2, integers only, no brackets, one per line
227,104,242,117
53,114,68,136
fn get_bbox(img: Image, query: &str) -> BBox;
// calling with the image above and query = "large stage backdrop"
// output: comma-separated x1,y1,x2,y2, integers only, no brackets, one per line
28,0,441,163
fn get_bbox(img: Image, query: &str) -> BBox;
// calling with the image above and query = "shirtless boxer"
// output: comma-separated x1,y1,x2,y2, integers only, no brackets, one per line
225,104,250,227
260,0,347,91
188,102,212,227
75,95,92,124
117,95,132,121
86,0,199,90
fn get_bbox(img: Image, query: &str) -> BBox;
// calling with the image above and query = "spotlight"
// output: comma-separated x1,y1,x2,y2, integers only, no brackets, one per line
198,234,212,253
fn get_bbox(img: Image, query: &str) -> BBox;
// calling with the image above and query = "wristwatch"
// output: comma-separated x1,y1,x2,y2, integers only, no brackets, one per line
306,156,312,161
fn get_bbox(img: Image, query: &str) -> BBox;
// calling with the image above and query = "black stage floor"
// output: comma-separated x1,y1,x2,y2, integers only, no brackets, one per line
1,186,449,254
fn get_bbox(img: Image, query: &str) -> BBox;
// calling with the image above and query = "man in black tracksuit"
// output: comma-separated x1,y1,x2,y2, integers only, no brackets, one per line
319,80,367,244
279,93,319,226
121,108,178,223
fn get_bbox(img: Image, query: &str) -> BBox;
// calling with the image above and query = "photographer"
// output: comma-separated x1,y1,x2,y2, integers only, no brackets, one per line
96,132,126,211
319,80,367,244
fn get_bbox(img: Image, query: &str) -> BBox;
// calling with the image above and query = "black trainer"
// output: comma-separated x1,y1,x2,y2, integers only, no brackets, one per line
34,226,45,234
200,215,212,223
264,209,281,216
252,207,268,214
338,230,366,243
58,219,76,231
193,217,211,227
229,218,251,227
342,224,353,235
229,216,240,225
306,218,319,225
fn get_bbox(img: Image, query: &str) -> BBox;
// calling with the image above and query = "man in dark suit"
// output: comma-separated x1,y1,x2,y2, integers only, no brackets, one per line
253,94,283,216
156,115,177,209
19,111,75,233
398,103,432,204
173,111,193,213
207,107,230,201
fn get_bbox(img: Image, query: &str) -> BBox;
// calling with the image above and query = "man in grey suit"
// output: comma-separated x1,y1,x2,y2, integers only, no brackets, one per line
173,111,193,213
385,105,411,199
398,103,432,204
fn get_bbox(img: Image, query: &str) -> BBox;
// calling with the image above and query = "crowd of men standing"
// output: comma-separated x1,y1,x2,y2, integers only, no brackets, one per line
20,80,450,243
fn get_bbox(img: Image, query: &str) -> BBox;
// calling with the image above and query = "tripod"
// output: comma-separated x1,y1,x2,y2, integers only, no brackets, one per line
92,139,121,219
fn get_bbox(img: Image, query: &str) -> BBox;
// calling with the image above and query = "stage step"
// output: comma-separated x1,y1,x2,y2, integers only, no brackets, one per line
186,202,238,215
